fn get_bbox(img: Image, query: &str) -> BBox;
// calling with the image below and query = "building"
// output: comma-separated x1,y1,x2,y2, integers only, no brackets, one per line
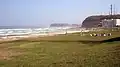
101,19,116,28
116,19,120,26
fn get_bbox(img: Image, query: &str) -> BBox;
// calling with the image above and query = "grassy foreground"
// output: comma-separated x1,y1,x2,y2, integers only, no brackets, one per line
0,31,120,67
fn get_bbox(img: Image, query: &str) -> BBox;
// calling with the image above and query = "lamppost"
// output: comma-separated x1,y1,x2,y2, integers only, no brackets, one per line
81,30,83,36
65,29,67,35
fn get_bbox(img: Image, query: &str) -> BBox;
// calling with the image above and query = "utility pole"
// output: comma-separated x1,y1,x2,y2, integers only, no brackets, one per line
110,4,113,16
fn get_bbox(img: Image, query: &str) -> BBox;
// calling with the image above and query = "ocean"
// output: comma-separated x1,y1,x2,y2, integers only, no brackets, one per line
0,26,46,36
0,26,72,36
0,26,86,37
0,26,43,29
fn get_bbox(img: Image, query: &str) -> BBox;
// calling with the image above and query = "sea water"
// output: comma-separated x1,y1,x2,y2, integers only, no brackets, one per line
0,26,88,38
0,27,72,37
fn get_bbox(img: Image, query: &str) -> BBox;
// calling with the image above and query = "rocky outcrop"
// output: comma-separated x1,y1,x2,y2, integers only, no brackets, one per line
82,14,120,28
50,23,70,27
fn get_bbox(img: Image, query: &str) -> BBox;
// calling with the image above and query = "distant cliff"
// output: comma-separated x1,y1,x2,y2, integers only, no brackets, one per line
50,23,81,28
82,14,120,28
50,23,71,27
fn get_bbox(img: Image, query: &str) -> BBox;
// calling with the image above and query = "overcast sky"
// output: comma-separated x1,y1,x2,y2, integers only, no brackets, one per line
0,0,120,27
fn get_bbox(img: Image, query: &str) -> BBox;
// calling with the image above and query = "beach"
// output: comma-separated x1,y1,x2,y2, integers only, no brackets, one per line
0,27,90,41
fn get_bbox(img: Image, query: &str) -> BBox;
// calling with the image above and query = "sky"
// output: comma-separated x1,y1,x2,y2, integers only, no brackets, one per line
0,0,120,27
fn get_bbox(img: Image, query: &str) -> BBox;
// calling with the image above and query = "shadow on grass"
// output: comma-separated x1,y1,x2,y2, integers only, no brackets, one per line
0,37,120,44
102,37,120,42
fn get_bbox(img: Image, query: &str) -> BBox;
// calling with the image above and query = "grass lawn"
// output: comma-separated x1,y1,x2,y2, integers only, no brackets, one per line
0,31,120,67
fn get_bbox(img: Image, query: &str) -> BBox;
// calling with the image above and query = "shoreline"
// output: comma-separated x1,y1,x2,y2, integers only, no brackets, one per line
0,30,90,42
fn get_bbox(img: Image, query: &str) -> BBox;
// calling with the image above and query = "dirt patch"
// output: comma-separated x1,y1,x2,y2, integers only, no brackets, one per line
0,49,23,60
